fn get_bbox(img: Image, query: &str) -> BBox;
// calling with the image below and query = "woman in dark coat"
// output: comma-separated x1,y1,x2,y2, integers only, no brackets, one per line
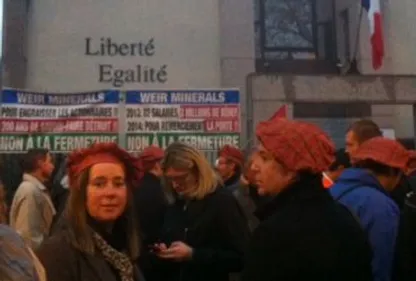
133,146,166,245
133,146,166,281
36,143,144,281
150,142,250,281
242,118,373,281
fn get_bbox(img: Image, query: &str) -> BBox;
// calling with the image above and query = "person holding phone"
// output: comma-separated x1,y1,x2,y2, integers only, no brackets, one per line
148,142,250,281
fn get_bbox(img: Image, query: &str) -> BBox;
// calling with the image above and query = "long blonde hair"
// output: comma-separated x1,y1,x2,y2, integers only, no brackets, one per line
162,142,220,202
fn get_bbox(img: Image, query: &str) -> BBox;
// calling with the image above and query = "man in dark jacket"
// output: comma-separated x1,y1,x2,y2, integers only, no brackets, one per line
331,137,407,281
345,119,410,209
393,152,416,281
393,190,416,281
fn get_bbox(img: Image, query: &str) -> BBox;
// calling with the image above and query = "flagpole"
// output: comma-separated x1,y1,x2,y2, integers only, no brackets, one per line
347,4,364,74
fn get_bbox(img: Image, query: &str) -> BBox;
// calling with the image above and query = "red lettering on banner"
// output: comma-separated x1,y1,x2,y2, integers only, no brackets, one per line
65,120,84,131
204,120,239,133
84,120,115,132
220,107,238,118
0,120,16,132
181,105,239,120
38,120,66,132
30,121,39,131
0,118,118,133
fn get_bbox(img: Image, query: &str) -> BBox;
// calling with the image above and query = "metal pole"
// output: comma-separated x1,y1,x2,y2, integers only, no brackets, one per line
118,90,126,149
0,0,5,105
352,4,364,63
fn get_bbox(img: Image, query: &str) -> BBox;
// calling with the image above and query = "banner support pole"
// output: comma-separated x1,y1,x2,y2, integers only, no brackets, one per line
118,90,127,149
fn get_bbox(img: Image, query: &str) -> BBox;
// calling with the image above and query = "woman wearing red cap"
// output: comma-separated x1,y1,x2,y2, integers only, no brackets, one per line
242,119,372,281
150,142,249,281
36,143,144,281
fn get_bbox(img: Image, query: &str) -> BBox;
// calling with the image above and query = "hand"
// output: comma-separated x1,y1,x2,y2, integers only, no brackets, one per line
151,243,168,253
156,241,193,262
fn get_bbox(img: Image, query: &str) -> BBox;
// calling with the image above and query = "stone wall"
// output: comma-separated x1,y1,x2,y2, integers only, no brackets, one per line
2,0,28,88
247,74,416,144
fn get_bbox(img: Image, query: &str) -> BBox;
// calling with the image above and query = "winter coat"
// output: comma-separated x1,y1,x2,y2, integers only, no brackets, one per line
150,187,250,281
242,173,373,281
330,168,399,281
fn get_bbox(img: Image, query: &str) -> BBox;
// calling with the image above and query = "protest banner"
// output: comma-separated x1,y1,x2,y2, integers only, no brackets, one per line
0,89,120,153
125,90,241,151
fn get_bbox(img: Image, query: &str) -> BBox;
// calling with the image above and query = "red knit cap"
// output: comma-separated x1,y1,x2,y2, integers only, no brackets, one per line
139,146,164,171
351,137,410,171
218,145,244,166
67,142,141,188
256,118,335,173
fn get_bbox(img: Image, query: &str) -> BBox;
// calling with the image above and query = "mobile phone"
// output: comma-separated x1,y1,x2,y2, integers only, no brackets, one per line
149,244,161,253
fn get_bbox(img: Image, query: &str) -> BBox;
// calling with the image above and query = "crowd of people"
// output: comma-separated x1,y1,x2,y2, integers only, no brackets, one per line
0,117,416,281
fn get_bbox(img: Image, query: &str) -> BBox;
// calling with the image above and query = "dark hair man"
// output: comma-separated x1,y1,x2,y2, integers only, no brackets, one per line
9,149,55,250
345,119,382,155
323,149,351,188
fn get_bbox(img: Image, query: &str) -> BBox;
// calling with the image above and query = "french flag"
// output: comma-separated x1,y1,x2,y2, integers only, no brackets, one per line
268,105,287,121
362,0,384,70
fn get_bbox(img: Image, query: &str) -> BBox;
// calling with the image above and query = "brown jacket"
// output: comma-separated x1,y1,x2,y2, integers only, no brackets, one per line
9,174,56,249
37,232,144,281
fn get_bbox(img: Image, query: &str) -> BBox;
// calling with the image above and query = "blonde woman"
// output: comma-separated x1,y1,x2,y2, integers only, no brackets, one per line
150,142,250,281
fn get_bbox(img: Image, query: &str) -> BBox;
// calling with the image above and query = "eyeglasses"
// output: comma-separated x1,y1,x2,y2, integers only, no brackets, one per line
165,172,192,186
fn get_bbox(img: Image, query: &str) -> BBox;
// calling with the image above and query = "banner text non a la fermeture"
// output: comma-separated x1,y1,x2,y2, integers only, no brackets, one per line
0,89,241,153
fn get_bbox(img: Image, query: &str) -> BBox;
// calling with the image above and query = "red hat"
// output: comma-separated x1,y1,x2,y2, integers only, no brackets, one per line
256,118,335,173
67,142,141,188
351,137,410,171
218,145,244,166
139,146,164,171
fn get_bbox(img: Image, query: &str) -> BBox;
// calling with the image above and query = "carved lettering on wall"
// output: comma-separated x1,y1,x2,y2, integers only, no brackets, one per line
85,37,168,87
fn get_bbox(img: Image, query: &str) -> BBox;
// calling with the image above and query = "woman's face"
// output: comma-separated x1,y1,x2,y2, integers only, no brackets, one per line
86,162,127,223
250,144,295,196
164,167,196,195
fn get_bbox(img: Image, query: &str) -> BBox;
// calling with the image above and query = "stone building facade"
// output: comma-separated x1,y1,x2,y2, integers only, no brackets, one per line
2,0,416,147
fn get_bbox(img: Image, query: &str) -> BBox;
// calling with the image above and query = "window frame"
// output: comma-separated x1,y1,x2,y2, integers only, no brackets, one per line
255,0,340,74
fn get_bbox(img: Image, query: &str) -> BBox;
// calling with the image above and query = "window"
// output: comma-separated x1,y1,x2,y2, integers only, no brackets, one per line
293,102,370,118
293,102,372,148
254,0,339,73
